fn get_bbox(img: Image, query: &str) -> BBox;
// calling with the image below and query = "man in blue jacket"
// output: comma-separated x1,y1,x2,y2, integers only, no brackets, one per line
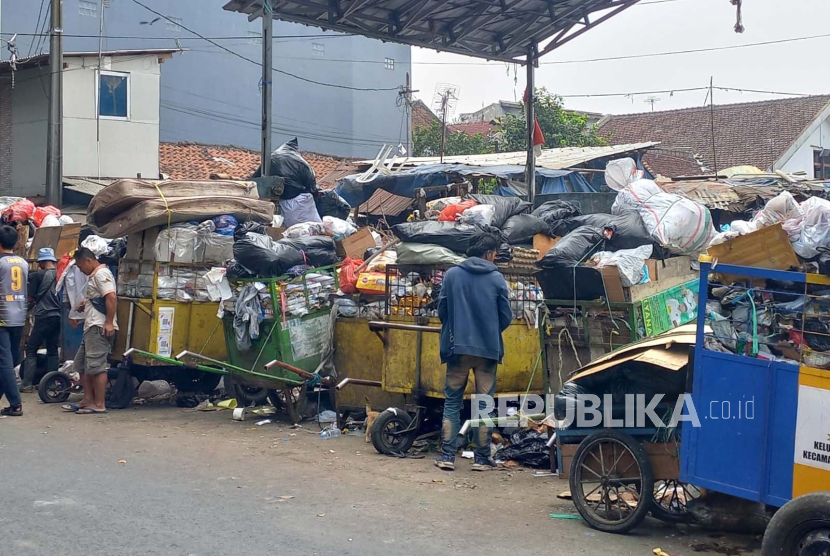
436,230,513,471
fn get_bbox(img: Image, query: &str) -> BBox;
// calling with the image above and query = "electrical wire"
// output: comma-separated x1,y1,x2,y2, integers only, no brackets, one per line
129,0,398,92
4,32,355,41
27,0,48,57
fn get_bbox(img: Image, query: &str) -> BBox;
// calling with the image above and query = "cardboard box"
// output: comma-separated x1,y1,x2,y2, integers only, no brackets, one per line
27,223,81,260
265,227,286,241
647,256,692,282
337,227,376,260
600,257,697,303
706,223,798,270
533,234,560,260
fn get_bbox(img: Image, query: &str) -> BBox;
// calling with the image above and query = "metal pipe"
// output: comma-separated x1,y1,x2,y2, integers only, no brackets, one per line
261,0,273,177
264,358,315,380
368,321,440,333
45,0,63,207
175,350,304,386
458,414,546,436
335,377,382,391
525,43,536,207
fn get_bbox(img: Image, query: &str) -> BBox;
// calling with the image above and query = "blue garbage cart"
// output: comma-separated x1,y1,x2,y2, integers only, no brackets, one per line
681,257,830,555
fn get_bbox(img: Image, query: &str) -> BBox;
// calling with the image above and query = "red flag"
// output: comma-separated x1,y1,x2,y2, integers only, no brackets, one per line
524,88,545,153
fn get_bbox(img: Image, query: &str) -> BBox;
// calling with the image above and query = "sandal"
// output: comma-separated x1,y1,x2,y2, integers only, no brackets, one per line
75,407,107,415
62,403,83,412
1,405,22,417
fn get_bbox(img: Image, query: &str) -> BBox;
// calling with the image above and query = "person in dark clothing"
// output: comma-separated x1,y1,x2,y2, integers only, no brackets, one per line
436,229,513,471
0,225,28,416
20,248,61,392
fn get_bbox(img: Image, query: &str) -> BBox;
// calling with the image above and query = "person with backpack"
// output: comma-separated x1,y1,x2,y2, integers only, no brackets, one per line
20,248,61,393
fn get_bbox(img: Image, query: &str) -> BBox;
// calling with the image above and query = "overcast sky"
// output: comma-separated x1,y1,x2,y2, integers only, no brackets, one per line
411,0,830,120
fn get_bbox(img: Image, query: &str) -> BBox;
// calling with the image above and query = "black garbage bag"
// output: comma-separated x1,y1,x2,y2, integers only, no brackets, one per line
531,200,581,225
549,211,665,254
315,190,351,220
251,138,317,200
493,428,550,468
467,194,532,228
233,221,268,242
496,243,513,263
225,259,254,279
233,232,304,278
804,319,830,352
553,382,594,422
536,226,606,269
392,221,482,254
99,237,127,266
278,235,339,267
501,214,551,245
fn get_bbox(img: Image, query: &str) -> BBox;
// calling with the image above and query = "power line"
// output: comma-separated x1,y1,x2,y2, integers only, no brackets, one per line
27,0,48,57
3,32,355,41
129,0,398,92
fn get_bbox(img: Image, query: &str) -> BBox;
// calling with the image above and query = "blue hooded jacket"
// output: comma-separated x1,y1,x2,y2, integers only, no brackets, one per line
438,258,513,363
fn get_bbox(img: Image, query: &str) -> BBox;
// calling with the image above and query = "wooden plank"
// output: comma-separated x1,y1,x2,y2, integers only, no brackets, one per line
27,226,61,260
706,223,799,271
56,223,82,258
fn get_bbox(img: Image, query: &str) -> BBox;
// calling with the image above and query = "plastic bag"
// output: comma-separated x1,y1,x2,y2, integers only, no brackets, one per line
99,237,127,266
284,221,326,239
501,214,550,245
40,214,61,227
729,220,759,235
590,245,653,287
392,221,482,254
212,215,238,236
81,235,112,256
233,221,268,241
322,216,357,239
605,157,643,191
155,226,201,263
315,190,351,220
252,138,317,200
280,192,322,228
458,204,495,227
790,197,830,258
58,215,74,225
365,249,397,272
426,197,461,212
752,191,801,227
438,199,477,222
201,233,234,264
277,235,338,267
356,272,388,295
531,200,581,226
549,212,657,252
232,232,304,278
3,199,35,223
33,205,61,227
536,226,605,269
396,243,466,265
492,429,549,468
611,178,662,215
468,195,531,228
339,257,363,294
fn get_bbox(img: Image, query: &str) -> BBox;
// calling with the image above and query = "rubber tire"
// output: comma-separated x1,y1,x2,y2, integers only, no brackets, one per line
650,481,697,523
37,371,72,404
370,409,415,455
762,492,830,556
233,384,270,406
106,366,136,410
569,430,655,534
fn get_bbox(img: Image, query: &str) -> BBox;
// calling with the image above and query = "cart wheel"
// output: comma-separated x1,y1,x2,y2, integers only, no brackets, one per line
170,369,223,394
106,366,136,410
650,480,701,523
569,430,654,534
371,408,415,455
37,371,72,404
762,492,830,556
233,385,270,406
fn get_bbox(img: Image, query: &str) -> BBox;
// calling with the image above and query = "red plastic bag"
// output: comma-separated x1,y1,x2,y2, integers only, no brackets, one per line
3,199,35,223
438,199,477,222
33,205,61,227
339,257,363,294
56,253,73,283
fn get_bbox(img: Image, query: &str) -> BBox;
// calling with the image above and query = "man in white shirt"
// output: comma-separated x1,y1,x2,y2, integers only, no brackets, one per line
65,247,118,414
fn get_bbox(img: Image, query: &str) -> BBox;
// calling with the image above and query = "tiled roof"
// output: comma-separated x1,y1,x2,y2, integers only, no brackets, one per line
448,121,495,138
158,142,349,183
598,95,830,177
412,99,440,129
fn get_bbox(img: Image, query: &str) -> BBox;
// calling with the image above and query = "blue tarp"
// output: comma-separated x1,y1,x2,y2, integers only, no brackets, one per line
335,163,596,206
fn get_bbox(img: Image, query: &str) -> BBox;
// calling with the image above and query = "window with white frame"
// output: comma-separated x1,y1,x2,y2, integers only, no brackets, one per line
79,0,97,17
312,43,325,57
247,31,262,45
384,57,395,70
166,16,182,32
98,71,130,119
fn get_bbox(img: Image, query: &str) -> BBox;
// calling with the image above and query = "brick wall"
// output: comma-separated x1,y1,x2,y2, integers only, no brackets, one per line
0,79,11,195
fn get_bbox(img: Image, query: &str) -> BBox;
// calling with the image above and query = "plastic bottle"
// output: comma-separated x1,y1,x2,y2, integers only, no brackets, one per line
319,428,341,440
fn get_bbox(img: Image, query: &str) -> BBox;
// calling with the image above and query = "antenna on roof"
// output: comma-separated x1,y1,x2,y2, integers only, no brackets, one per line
432,83,460,163
644,95,662,112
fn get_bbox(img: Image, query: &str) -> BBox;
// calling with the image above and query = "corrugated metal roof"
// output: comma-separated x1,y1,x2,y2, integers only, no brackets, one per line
360,190,414,217
63,177,117,197
660,181,742,211
359,142,658,172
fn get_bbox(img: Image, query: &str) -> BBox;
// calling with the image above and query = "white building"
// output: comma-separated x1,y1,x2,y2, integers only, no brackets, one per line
0,49,177,198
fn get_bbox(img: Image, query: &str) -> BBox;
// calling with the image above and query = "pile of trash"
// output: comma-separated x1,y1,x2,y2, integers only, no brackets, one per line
0,197,76,254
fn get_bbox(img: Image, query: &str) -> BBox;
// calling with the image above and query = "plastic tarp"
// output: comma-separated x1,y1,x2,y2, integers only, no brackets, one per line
396,243,466,265
335,164,581,206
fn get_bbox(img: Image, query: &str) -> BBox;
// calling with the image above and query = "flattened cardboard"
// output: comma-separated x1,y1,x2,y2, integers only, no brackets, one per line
28,223,81,260
533,234,560,260
707,223,799,271
339,227,376,260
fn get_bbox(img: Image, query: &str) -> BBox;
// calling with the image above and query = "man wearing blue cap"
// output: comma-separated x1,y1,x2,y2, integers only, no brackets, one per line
20,247,61,392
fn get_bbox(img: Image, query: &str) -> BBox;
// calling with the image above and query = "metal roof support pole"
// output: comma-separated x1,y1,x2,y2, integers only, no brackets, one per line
45,0,63,207
261,0,273,177
525,45,536,206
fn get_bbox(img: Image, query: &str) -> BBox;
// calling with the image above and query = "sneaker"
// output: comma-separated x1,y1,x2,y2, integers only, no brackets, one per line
19,385,33,393
471,460,496,472
434,458,455,471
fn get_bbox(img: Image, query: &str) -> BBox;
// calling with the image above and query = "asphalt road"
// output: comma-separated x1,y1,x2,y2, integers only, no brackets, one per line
0,395,762,556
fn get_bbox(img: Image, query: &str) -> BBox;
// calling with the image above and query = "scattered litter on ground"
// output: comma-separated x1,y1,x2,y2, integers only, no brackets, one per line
549,513,582,520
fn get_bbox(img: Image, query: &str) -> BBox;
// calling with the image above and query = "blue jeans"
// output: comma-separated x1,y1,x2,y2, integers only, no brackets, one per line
0,326,23,408
441,355,498,462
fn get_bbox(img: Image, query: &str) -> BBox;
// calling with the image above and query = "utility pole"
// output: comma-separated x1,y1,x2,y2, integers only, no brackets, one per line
709,76,718,177
261,0,273,177
405,72,412,156
439,90,449,163
45,0,63,207
525,45,536,206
